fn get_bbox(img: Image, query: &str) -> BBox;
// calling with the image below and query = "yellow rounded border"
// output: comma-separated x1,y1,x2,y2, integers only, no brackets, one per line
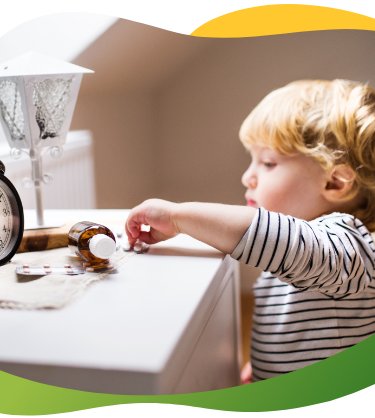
191,5,375,37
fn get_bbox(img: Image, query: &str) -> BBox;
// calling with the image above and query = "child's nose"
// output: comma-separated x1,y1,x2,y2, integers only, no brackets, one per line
248,177,257,188
242,169,257,189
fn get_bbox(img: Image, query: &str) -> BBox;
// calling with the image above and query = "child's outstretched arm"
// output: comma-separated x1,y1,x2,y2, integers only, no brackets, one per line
125,199,256,254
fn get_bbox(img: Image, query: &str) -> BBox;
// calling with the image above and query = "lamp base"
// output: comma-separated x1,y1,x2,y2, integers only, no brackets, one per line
19,221,73,253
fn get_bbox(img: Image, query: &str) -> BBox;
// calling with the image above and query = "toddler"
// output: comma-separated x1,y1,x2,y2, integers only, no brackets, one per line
125,80,375,382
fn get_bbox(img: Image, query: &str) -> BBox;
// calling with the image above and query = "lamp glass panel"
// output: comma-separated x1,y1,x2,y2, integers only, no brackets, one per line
32,78,71,140
0,80,25,141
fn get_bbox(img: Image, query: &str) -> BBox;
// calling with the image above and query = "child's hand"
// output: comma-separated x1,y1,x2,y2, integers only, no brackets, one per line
241,361,253,384
125,199,180,245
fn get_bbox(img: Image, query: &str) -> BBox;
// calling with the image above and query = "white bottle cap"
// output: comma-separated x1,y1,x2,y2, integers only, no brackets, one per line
89,234,116,259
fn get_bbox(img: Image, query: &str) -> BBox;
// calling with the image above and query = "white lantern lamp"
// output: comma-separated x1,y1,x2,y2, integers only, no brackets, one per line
0,52,93,229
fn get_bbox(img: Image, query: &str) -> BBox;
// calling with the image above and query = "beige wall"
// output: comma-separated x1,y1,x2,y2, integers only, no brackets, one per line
71,24,375,292
72,91,157,209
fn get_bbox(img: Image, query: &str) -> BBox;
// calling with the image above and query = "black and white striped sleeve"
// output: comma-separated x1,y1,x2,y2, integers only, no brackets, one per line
231,208,375,296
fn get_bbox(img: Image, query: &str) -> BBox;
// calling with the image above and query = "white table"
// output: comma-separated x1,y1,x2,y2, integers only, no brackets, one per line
0,210,242,395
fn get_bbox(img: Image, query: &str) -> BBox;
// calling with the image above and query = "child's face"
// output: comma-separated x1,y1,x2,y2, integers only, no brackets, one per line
242,144,331,221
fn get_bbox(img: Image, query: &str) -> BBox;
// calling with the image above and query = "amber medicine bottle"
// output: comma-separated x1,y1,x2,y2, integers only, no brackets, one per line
68,221,116,264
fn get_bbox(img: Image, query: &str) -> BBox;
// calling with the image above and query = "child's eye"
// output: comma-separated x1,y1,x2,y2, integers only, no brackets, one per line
264,162,276,168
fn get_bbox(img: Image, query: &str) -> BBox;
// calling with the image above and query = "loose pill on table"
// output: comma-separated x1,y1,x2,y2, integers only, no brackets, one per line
45,269,52,273
86,267,94,272
64,264,71,268
67,269,73,273
24,269,30,273
43,264,50,268
23,264,29,268
107,264,114,269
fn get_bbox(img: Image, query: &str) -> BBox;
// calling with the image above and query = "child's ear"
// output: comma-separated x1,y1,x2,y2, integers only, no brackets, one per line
323,164,355,202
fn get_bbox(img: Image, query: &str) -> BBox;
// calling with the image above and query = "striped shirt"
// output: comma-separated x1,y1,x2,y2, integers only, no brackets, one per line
231,208,375,382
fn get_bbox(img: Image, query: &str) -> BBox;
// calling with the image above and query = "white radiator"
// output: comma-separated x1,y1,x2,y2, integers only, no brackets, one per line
0,130,96,210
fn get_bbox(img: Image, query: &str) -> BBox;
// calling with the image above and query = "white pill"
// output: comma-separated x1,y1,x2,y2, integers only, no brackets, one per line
122,242,131,251
134,244,142,252
107,264,114,270
45,269,52,274
67,269,73,274
23,264,29,268
64,264,71,268
43,264,50,268
24,269,30,273
86,267,94,272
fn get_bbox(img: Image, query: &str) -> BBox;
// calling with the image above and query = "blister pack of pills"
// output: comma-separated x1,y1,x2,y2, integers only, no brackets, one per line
16,261,120,275
121,239,149,253
16,264,85,275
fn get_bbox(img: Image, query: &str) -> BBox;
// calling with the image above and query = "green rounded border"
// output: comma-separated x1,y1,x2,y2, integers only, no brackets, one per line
1,333,375,415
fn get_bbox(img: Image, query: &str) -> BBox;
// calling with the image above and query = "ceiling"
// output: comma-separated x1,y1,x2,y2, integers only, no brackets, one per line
0,13,117,64
73,19,215,94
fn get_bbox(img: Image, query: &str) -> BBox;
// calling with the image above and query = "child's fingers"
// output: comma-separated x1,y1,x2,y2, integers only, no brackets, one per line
125,222,165,246
126,233,138,246
135,230,170,245
125,217,141,244
125,223,140,240
125,208,146,238
135,231,156,244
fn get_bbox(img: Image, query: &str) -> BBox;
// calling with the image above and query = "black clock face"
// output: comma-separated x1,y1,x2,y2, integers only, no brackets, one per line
0,174,24,266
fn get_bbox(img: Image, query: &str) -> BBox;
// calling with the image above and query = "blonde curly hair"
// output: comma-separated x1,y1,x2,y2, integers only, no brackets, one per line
239,79,375,231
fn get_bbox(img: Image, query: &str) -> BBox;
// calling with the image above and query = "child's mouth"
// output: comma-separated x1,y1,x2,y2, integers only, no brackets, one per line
246,199,257,207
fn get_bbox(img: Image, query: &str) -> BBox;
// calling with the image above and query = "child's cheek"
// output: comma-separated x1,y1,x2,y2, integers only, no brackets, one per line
259,187,287,212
